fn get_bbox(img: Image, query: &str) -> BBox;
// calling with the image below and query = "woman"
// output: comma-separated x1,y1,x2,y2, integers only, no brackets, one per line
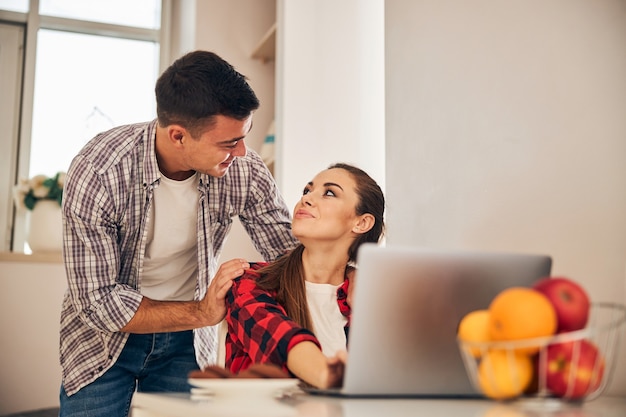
225,163,385,389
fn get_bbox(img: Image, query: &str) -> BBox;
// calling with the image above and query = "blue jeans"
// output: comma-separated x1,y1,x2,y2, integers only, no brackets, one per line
59,331,199,417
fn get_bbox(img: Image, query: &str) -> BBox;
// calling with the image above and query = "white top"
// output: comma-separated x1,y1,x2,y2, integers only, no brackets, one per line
306,280,348,356
141,173,199,301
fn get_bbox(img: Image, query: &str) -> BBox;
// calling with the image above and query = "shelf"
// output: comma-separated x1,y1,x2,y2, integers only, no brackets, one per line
251,23,276,62
0,251,63,263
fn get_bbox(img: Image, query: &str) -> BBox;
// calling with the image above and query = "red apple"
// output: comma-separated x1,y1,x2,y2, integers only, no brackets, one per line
543,339,605,399
532,277,590,333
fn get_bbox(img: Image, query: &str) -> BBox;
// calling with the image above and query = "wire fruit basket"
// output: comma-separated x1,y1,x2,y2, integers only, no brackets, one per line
457,302,626,403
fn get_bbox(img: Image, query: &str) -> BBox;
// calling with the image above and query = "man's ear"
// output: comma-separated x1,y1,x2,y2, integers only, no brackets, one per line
352,213,375,235
168,125,187,145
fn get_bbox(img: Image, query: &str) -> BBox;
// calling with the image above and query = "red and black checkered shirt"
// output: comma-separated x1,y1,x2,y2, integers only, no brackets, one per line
225,262,351,374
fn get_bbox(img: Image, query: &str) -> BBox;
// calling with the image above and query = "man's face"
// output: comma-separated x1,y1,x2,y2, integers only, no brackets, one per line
183,114,252,177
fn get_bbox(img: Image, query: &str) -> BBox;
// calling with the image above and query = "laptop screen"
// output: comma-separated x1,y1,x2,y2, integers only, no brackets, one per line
339,244,551,397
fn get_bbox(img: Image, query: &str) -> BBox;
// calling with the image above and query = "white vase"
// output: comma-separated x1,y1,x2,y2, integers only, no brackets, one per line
26,199,63,253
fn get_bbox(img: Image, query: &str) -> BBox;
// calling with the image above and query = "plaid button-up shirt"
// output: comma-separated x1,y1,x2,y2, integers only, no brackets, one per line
225,262,351,374
60,120,298,396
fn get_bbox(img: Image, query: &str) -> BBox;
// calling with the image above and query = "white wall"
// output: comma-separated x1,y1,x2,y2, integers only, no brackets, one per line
0,261,66,415
385,0,626,396
276,0,386,209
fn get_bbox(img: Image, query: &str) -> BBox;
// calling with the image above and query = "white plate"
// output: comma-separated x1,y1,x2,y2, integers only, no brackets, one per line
188,378,300,398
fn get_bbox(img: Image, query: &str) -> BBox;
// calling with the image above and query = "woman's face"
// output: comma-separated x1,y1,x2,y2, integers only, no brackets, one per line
291,168,362,243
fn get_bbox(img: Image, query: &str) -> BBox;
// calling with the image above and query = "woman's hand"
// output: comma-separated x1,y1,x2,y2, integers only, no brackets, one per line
199,258,249,325
287,342,348,389
324,350,348,388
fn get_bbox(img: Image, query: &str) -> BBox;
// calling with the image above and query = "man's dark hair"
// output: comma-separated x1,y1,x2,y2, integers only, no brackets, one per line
155,50,260,136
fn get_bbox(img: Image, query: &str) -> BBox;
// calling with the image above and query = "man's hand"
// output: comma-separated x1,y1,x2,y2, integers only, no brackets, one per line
198,258,250,324
121,258,249,334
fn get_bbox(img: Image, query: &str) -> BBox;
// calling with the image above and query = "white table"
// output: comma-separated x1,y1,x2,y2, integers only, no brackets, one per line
131,392,626,417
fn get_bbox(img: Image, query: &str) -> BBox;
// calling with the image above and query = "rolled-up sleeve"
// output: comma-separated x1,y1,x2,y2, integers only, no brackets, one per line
63,154,142,332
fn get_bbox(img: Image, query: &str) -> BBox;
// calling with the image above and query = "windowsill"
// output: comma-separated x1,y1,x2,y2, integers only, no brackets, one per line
0,251,63,263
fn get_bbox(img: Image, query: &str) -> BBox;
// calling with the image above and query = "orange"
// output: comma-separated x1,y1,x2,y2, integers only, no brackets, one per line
457,309,491,357
478,349,534,400
488,287,557,354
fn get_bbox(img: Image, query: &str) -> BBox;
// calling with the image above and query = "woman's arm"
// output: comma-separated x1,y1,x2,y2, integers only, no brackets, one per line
226,272,319,372
286,342,347,389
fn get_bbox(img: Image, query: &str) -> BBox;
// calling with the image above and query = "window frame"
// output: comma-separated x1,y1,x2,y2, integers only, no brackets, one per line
1,0,170,252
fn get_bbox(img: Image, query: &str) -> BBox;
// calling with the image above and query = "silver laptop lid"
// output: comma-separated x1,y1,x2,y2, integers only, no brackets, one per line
343,244,552,397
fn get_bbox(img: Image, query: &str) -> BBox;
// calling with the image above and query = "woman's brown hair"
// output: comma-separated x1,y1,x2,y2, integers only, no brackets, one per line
256,163,385,331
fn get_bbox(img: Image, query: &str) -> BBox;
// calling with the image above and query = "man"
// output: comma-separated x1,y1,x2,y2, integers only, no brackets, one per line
59,50,299,416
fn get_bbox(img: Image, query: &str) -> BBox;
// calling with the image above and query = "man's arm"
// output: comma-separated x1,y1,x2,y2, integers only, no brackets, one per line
121,258,249,333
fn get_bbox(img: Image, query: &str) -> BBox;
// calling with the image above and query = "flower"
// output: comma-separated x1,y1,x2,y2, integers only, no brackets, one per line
13,172,66,211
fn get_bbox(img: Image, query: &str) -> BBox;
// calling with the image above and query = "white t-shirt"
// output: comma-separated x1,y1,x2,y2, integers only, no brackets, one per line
306,280,348,357
141,173,199,301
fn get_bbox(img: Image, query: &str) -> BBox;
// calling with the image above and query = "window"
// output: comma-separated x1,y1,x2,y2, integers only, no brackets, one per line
0,0,27,13
1,0,167,252
30,29,158,179
39,0,160,29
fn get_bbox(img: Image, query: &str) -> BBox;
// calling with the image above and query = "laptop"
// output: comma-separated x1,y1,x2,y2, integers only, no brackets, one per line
306,243,552,398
